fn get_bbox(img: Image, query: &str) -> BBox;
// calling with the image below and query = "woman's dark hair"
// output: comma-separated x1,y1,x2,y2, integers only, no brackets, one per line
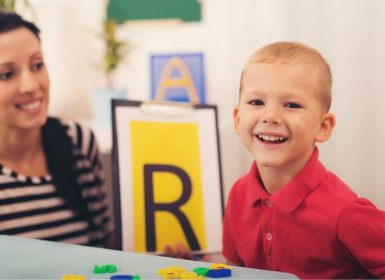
0,9,40,40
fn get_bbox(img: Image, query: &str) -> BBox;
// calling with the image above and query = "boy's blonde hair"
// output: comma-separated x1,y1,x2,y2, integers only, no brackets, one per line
240,41,332,112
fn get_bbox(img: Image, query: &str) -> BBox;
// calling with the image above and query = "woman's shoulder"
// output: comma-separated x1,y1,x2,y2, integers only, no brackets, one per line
57,117,94,143
48,117,97,155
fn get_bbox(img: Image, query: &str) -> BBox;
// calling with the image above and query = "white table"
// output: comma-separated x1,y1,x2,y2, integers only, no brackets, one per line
0,235,298,279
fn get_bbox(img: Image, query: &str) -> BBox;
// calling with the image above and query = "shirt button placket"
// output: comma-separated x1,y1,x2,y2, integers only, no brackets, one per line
266,232,273,241
262,197,274,263
266,199,273,207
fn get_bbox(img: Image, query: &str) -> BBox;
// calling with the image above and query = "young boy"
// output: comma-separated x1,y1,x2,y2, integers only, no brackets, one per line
222,41,385,279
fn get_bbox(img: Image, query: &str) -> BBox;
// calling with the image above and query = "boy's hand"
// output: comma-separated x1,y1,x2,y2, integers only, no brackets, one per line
163,243,192,259
226,259,243,267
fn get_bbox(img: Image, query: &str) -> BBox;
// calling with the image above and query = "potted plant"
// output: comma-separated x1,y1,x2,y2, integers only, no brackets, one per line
90,17,131,132
102,18,129,89
0,0,28,11
0,0,33,14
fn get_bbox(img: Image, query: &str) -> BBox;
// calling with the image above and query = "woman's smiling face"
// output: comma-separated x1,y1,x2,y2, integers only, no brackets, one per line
0,27,49,132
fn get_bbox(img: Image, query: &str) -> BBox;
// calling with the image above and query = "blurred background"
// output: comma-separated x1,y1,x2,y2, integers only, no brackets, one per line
14,0,385,210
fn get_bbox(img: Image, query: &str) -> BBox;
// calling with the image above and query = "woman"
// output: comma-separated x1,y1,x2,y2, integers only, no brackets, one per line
0,10,111,247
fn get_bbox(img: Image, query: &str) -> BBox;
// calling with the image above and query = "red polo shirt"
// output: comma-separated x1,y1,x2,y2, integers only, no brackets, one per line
223,148,385,279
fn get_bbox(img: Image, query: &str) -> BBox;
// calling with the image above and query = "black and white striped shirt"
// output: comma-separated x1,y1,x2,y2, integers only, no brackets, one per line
0,119,111,247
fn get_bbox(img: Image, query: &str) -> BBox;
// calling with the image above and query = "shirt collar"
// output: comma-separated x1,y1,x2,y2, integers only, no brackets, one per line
247,147,326,213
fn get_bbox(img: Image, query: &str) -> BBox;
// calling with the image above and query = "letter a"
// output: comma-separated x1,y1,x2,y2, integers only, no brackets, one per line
155,57,200,103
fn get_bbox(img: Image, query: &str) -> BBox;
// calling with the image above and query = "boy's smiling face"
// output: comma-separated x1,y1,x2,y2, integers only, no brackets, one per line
234,63,335,177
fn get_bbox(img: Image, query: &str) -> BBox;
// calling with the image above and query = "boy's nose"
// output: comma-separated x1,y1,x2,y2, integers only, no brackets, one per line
19,71,39,94
262,106,281,125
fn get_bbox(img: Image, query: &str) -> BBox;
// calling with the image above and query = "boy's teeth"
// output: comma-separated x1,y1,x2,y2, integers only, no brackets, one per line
259,134,285,141
257,134,288,144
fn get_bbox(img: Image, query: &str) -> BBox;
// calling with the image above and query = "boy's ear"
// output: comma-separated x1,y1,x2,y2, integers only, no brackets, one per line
315,112,336,143
233,105,240,134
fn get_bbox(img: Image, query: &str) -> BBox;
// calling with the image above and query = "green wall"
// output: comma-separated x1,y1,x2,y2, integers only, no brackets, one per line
107,0,202,23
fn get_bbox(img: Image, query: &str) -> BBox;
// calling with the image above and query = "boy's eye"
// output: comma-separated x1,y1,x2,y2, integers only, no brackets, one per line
32,61,44,71
285,102,301,109
249,99,264,106
0,71,14,80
